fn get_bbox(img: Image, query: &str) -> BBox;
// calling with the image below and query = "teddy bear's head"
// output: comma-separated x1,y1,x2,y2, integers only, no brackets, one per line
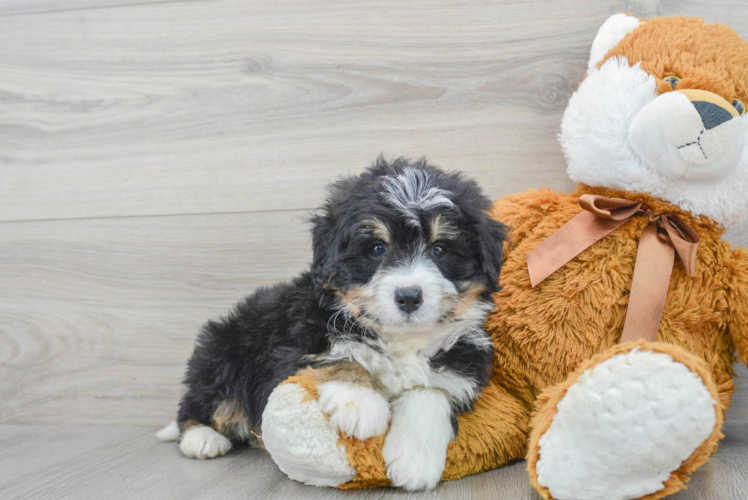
561,14,748,226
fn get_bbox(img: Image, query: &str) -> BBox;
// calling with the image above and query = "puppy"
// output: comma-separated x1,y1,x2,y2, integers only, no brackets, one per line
157,156,507,491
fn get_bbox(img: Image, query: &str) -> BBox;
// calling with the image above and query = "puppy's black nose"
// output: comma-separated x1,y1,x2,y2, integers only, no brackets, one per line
395,286,423,313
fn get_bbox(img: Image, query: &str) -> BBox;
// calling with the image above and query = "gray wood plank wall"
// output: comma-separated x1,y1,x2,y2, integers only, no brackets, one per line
1,0,747,428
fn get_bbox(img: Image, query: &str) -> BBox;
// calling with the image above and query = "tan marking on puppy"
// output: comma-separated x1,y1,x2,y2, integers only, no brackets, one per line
363,218,391,243
212,399,244,425
298,361,377,390
336,286,364,317
446,283,488,320
210,400,247,436
429,214,459,243
179,419,202,433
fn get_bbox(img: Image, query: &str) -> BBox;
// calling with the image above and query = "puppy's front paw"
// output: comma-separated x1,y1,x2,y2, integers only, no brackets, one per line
382,389,454,491
383,433,445,491
318,381,390,440
179,426,232,459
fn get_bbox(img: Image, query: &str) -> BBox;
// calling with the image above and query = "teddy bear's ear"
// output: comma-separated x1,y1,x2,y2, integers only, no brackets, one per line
587,13,642,73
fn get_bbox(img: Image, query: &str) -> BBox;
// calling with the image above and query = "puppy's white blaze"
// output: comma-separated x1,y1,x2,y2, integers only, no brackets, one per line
156,421,180,442
318,381,391,440
382,167,454,227
363,254,456,329
383,388,454,491
179,426,232,459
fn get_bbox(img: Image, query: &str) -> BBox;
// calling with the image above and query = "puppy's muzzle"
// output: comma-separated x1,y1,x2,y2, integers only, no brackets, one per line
395,286,423,314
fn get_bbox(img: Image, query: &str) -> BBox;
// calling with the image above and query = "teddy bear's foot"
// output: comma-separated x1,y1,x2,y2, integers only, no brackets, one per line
262,379,357,487
528,342,723,500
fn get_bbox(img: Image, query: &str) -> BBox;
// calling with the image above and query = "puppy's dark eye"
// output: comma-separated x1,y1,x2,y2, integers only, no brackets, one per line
369,242,386,258
663,76,679,89
431,244,447,258
733,99,745,115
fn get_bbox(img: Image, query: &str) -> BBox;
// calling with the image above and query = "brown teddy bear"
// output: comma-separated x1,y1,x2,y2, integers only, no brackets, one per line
260,14,748,500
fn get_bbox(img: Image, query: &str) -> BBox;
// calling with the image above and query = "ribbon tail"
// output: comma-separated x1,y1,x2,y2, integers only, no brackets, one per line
619,224,676,343
527,211,629,287
662,214,700,275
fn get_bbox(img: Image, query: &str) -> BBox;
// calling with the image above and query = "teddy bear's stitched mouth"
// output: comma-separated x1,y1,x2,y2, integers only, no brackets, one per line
677,129,708,160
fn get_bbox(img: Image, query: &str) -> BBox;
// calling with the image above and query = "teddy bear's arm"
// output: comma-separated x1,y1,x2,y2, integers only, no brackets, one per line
727,246,748,365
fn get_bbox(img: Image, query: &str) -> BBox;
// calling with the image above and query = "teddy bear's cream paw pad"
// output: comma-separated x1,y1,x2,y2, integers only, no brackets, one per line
179,426,232,459
383,388,454,491
535,348,717,500
262,382,357,487
318,381,390,440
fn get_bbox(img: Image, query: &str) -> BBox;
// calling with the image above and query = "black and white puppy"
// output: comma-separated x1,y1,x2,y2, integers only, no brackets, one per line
157,156,507,491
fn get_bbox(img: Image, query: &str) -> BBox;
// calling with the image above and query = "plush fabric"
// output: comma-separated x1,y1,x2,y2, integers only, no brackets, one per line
261,15,748,498
563,18,748,226
270,184,745,488
527,341,724,500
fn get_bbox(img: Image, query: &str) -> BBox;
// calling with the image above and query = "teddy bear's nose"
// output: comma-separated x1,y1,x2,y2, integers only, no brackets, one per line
692,101,734,130
675,89,738,130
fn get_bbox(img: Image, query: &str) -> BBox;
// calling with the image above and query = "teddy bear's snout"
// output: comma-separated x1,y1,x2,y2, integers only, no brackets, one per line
628,88,744,184
678,88,738,130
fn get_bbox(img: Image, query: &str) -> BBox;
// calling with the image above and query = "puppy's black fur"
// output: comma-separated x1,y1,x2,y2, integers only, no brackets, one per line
177,156,507,441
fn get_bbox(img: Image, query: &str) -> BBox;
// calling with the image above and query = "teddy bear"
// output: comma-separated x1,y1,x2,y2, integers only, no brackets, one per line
259,14,748,500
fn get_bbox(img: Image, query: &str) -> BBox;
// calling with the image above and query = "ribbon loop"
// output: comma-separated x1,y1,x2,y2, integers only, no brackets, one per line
526,194,701,343
579,194,643,221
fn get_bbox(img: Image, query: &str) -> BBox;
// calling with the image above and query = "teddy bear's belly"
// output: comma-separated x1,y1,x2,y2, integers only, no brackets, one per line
486,226,735,405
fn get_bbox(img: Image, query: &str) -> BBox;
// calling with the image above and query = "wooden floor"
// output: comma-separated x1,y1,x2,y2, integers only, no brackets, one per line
2,0,748,498
0,425,745,500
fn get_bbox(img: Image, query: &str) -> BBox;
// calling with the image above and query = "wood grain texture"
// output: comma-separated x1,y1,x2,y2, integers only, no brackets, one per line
3,0,748,224
1,0,748,451
0,210,311,425
2,0,746,232
0,0,188,17
0,208,746,427
1,0,592,221
0,425,746,500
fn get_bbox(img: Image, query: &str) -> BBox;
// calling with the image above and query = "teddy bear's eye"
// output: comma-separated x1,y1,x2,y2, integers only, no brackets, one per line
663,76,680,89
732,99,745,115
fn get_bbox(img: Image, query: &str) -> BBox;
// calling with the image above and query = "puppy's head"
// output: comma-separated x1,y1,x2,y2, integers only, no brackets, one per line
312,156,507,332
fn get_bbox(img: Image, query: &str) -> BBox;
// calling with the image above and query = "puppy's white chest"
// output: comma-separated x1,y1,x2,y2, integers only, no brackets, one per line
325,340,431,396
374,351,431,396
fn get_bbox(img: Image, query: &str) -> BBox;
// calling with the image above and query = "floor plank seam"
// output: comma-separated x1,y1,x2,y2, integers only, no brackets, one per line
0,206,314,225
0,0,202,19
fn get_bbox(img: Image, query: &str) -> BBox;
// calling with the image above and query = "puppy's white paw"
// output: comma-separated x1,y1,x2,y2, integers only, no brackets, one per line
179,426,232,459
383,389,454,491
156,421,180,442
318,381,390,440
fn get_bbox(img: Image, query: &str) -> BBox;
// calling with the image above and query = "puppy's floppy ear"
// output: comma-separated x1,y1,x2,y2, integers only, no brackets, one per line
477,215,508,290
311,213,336,287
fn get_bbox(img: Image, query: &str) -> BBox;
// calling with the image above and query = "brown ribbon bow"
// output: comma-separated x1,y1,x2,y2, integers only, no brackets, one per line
526,194,700,343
